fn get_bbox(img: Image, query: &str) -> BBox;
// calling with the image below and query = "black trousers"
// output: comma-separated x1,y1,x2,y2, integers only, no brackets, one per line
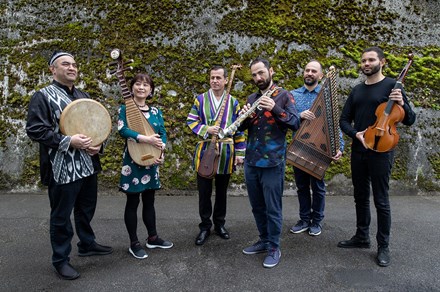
197,173,231,231
124,190,157,244
351,150,394,247
48,174,98,267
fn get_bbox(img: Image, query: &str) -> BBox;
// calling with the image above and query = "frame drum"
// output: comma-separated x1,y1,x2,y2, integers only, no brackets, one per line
60,99,112,147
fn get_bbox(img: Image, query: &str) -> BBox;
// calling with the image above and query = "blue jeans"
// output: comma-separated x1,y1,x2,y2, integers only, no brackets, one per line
293,167,326,224
244,163,285,249
351,150,393,247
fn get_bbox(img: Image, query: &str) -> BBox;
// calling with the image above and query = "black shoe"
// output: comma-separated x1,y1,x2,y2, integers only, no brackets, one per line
78,242,113,256
377,246,391,267
195,230,210,245
55,263,80,280
215,226,230,240
337,236,371,248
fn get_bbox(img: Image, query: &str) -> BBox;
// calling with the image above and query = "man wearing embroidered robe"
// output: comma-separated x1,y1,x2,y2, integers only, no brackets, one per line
26,51,112,280
187,65,246,245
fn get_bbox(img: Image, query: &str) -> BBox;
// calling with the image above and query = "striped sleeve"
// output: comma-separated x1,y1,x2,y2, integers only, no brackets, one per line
187,95,209,138
232,99,246,157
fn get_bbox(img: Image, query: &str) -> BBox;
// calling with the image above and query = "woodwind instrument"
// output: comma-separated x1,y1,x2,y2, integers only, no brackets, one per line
109,49,162,166
218,86,280,139
197,64,242,178
286,66,340,180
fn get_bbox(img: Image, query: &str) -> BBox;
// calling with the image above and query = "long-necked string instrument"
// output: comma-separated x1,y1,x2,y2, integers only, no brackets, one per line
109,49,162,166
364,54,414,152
197,64,242,179
286,66,340,180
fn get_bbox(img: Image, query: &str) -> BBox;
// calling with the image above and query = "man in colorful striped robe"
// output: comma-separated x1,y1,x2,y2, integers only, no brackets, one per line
187,65,246,245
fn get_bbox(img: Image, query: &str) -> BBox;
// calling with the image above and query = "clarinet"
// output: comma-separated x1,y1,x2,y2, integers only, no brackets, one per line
218,86,280,139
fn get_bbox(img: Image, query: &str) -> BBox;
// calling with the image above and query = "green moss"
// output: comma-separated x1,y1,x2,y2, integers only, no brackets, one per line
428,153,440,180
1,0,439,190
19,155,42,187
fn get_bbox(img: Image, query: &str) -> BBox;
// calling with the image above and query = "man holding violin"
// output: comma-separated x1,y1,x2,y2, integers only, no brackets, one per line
339,46,416,267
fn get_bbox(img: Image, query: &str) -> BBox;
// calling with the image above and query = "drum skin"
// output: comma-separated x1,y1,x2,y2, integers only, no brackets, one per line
60,99,112,147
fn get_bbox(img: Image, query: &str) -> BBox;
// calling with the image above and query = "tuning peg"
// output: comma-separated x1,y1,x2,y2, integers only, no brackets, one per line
109,69,116,74
108,61,118,66
110,49,121,60
124,59,134,65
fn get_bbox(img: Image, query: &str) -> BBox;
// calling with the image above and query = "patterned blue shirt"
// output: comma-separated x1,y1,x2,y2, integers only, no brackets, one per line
290,85,344,152
238,85,301,167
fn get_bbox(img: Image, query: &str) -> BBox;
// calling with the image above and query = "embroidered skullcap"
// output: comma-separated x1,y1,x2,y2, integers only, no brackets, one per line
48,51,74,66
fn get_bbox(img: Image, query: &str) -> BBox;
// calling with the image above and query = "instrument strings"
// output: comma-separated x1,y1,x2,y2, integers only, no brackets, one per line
290,67,338,172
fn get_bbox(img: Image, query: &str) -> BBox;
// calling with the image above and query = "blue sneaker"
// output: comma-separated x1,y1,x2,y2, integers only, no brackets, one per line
308,222,322,236
242,240,268,255
290,220,310,234
263,248,281,268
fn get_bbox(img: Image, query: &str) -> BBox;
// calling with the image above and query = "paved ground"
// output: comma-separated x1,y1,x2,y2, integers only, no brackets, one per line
0,191,439,292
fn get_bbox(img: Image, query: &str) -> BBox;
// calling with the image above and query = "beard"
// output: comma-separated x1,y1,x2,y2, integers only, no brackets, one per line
256,74,272,90
304,77,318,87
362,64,381,76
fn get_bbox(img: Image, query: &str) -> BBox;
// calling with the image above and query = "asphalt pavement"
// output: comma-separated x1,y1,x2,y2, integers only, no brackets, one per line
0,191,439,292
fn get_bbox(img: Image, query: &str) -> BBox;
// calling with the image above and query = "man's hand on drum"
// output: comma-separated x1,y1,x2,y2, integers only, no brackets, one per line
70,134,92,150
86,145,101,156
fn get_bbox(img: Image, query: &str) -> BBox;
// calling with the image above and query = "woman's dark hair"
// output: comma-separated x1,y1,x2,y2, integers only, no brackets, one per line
130,73,155,99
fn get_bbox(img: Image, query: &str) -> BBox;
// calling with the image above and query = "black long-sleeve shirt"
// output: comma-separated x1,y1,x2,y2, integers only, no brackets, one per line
339,77,416,152
26,81,101,185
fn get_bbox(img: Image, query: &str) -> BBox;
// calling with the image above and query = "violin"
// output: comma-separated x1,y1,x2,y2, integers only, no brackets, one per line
364,54,414,152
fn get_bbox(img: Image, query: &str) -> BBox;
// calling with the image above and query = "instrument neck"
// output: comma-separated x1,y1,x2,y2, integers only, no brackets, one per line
211,65,240,141
116,71,133,99
383,80,404,115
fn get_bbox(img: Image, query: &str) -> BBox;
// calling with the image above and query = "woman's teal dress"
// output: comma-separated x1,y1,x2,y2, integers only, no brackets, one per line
118,105,166,193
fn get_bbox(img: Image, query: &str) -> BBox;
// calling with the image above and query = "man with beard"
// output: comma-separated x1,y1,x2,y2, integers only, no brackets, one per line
239,57,300,268
289,60,343,237
338,47,416,267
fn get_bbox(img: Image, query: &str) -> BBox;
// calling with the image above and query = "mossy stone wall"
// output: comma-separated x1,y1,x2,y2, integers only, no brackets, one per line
0,0,439,192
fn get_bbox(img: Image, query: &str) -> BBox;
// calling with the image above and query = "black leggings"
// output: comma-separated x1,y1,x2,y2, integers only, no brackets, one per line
124,189,157,244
